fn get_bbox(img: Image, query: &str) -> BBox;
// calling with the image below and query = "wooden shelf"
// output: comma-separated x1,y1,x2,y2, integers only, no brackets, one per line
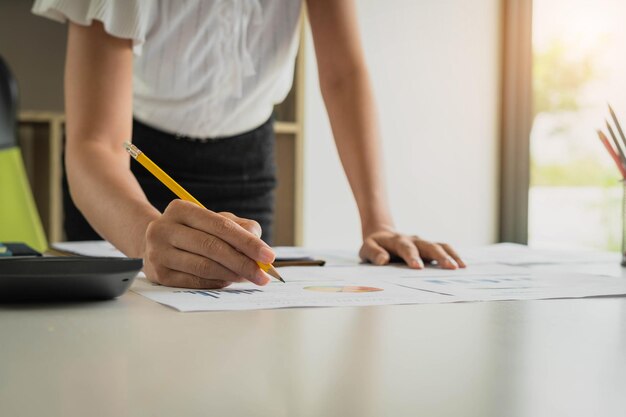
19,111,65,123
273,121,300,135
17,112,64,244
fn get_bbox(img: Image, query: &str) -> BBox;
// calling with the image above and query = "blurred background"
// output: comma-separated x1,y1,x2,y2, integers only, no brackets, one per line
529,0,626,251
1,0,624,252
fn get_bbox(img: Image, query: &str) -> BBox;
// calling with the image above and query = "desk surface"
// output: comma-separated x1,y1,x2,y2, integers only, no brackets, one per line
2,268,626,417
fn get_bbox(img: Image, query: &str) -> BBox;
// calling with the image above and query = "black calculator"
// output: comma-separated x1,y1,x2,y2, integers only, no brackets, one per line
0,256,143,302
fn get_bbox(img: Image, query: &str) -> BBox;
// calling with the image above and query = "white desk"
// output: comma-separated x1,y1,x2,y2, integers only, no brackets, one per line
1,264,626,416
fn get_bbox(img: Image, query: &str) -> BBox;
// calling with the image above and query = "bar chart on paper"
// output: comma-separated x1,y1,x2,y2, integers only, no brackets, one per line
174,289,263,299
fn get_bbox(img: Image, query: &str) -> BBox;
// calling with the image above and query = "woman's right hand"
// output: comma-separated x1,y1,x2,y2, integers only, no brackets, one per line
142,200,276,289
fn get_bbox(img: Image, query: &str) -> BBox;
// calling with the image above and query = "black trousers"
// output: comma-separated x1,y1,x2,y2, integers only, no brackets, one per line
63,117,277,244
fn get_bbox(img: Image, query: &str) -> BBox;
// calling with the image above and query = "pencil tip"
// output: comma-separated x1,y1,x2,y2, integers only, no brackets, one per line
274,271,285,283
265,265,285,283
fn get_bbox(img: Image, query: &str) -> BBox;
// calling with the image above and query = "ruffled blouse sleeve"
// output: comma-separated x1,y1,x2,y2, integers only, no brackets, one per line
32,0,152,55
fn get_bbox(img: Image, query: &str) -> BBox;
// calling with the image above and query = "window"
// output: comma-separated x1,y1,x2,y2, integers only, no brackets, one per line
529,0,626,251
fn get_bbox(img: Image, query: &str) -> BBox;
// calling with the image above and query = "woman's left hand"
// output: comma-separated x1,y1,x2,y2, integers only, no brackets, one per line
359,229,466,270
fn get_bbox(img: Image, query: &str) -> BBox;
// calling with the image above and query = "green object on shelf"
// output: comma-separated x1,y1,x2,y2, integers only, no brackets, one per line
0,146,48,252
0,55,47,252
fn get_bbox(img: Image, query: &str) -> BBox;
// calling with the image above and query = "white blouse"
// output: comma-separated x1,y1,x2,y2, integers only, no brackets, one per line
32,0,303,138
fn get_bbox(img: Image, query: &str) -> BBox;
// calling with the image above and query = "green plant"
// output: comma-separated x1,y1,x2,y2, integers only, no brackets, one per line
533,40,596,116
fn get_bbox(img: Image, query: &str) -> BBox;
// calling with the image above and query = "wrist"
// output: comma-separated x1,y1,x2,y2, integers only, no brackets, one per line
138,211,161,256
355,194,394,238
361,217,395,238
122,207,160,259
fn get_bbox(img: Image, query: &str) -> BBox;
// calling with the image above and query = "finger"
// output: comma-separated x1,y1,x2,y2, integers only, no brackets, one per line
392,237,424,269
415,240,458,269
373,234,424,269
148,220,270,285
159,246,248,283
440,243,466,268
170,226,270,285
158,269,232,289
218,212,262,238
144,264,230,289
359,238,390,265
165,200,274,264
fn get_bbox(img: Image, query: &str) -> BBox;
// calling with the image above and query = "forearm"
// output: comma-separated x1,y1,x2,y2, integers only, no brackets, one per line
321,70,394,236
63,20,156,257
66,140,159,258
307,0,393,236
306,0,464,269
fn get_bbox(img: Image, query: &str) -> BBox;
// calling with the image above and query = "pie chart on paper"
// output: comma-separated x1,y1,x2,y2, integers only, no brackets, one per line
304,285,383,293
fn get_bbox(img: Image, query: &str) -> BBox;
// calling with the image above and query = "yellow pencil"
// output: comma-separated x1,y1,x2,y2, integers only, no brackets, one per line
123,141,284,283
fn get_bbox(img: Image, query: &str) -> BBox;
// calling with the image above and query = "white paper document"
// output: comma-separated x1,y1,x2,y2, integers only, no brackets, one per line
460,243,619,266
132,275,455,312
386,272,626,302
52,240,126,258
132,262,626,312
51,241,626,312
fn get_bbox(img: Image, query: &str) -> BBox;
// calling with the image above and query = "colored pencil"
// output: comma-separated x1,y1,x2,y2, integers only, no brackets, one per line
597,130,626,178
606,121,626,164
609,104,626,150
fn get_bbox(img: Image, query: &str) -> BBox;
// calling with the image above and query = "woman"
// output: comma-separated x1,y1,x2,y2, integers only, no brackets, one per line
33,0,465,289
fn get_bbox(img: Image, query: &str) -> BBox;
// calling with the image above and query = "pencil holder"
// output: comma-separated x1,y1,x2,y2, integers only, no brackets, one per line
622,181,626,266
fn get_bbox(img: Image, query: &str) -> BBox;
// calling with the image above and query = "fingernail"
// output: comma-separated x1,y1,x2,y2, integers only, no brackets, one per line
446,257,458,268
376,254,388,265
251,225,262,238
413,258,424,269
259,247,275,263
254,269,270,285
